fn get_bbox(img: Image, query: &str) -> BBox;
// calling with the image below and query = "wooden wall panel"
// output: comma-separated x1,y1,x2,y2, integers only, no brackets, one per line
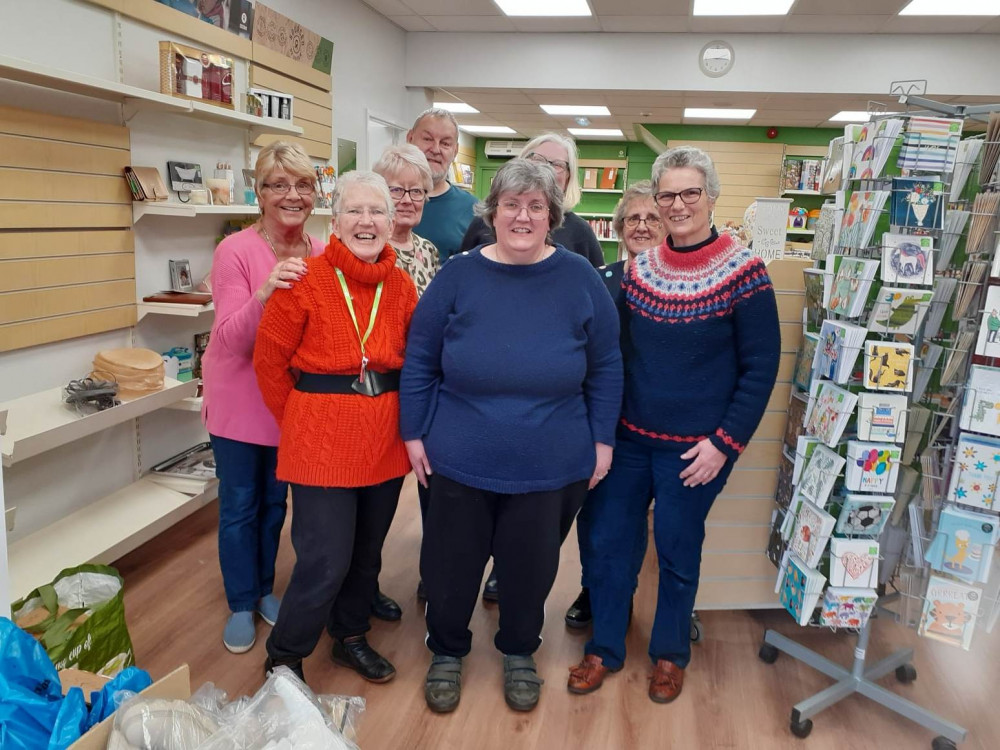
0,106,135,351
695,577,779,609
249,63,332,162
251,44,331,91
708,497,778,525
254,133,331,162
249,66,331,108
704,524,770,553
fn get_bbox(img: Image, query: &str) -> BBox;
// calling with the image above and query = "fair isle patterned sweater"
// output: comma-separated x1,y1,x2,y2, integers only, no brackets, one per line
620,229,781,462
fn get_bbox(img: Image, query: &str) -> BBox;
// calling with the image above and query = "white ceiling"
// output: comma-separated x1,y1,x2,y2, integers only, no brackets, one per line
362,0,1000,34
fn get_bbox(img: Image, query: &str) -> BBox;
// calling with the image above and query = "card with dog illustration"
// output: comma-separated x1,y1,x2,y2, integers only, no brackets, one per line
821,587,878,629
918,575,981,650
947,432,1000,512
829,538,880,587
865,341,913,392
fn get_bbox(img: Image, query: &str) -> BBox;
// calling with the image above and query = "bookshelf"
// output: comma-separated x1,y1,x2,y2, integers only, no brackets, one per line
577,158,628,264
780,145,829,248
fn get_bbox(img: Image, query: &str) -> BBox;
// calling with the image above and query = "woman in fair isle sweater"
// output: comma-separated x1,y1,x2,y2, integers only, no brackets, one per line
568,146,780,704
254,171,417,686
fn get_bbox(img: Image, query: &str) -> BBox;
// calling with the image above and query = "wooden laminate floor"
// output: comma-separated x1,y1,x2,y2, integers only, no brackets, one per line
115,475,998,749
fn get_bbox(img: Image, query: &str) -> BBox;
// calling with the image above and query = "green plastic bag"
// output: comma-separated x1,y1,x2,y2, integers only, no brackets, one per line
11,564,135,677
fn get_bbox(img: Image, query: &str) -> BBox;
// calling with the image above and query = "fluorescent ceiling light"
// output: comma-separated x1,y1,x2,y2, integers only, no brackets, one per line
684,108,756,119
828,110,900,122
568,128,624,137
693,0,794,15
899,0,1000,14
433,101,479,114
540,105,611,116
459,125,517,134
495,0,591,16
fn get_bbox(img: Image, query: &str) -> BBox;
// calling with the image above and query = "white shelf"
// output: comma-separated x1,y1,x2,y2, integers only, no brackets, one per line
0,378,199,467
137,301,214,321
597,236,618,242
577,212,614,218
581,188,623,194
165,395,203,412
781,189,823,196
133,203,332,222
0,54,302,139
786,229,815,236
7,477,216,601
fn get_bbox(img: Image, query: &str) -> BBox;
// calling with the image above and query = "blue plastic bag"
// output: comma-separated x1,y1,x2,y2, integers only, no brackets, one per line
0,617,66,750
48,687,87,750
86,666,153,728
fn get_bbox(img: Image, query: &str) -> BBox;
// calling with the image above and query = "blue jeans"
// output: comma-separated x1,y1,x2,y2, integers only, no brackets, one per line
576,481,648,591
210,434,288,613
583,434,732,669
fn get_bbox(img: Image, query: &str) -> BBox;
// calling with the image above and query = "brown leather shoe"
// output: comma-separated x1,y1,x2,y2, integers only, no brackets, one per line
649,659,684,703
567,654,621,695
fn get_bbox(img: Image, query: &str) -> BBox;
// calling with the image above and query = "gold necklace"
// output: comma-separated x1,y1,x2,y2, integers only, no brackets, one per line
259,224,308,260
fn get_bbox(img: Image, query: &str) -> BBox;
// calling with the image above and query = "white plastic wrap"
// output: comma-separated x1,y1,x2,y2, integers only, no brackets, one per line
106,696,218,749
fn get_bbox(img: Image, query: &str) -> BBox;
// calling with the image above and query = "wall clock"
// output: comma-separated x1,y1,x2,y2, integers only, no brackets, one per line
699,40,734,78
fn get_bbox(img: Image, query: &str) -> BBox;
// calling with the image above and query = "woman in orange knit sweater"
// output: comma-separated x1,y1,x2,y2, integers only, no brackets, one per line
254,170,418,685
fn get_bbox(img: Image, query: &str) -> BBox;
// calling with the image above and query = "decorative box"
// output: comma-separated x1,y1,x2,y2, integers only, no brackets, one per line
158,41,234,109
247,87,294,121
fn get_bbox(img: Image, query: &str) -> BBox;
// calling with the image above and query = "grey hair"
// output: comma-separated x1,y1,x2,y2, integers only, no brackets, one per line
409,107,460,139
332,170,395,220
372,144,433,192
475,158,565,231
611,180,657,241
518,132,581,210
650,145,721,200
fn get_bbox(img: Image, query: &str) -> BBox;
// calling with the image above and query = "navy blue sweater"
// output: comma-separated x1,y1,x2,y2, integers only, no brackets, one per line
399,245,623,493
621,232,780,461
458,212,605,268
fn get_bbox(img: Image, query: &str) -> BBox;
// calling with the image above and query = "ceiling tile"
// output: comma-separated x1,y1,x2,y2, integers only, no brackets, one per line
688,17,787,33
509,18,603,32
456,92,538,105
403,0,500,15
425,16,517,31
881,17,993,33
360,0,415,15
590,0,691,12
976,17,1000,32
385,15,436,31
599,16,691,32
781,15,890,34
790,0,907,14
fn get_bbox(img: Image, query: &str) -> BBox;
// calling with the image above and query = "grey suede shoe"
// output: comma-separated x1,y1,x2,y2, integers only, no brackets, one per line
425,655,463,713
503,654,543,712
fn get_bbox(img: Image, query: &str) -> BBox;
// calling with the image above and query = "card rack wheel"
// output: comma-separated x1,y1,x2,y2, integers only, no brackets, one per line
895,663,917,683
931,737,957,750
789,711,813,739
758,642,779,664
690,612,704,643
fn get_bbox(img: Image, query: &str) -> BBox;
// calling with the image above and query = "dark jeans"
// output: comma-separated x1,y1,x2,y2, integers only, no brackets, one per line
584,435,732,669
576,484,649,591
422,474,587,658
210,434,287,613
266,477,403,663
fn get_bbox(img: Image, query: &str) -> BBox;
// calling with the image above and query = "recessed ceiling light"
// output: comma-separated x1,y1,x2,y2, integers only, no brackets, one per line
828,110,901,122
540,105,611,116
433,101,479,114
459,125,517,134
568,128,624,138
899,0,1000,14
693,0,794,15
495,0,591,16
684,108,756,119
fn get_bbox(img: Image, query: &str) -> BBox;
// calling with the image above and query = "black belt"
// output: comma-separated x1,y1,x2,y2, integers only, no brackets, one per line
295,370,400,396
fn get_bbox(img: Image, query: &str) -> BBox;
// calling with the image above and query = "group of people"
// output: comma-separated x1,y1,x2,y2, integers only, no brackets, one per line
200,106,781,714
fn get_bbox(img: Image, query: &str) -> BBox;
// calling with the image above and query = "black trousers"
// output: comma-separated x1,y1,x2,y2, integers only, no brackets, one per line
422,474,588,658
266,477,403,663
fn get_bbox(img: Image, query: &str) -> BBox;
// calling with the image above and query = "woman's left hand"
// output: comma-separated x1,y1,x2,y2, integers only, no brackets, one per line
679,439,727,488
589,442,614,490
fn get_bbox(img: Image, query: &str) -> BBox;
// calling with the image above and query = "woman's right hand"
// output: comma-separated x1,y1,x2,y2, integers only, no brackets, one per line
255,257,308,305
405,439,433,488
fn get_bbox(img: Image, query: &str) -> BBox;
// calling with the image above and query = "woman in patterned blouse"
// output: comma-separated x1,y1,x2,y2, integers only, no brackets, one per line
374,144,441,297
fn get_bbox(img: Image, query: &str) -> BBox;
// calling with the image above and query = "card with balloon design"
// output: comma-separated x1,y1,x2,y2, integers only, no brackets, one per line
845,440,901,494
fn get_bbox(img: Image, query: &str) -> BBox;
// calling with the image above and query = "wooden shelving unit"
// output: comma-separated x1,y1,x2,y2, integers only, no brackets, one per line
133,202,332,222
136,301,214,321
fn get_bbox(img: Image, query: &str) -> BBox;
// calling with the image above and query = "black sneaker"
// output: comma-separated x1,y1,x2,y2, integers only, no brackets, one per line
564,588,592,629
371,588,402,621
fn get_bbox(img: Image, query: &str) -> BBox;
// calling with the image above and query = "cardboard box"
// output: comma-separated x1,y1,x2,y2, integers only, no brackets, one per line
159,41,234,110
582,168,598,189
68,665,191,750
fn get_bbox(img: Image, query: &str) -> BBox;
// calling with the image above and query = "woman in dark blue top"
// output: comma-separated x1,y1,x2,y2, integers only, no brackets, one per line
400,159,622,714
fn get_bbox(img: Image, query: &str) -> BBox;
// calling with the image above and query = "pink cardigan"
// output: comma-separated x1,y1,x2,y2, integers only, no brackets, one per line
202,226,324,446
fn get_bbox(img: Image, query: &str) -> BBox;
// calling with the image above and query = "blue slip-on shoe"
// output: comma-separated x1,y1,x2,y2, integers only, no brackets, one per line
223,611,256,653
257,594,281,626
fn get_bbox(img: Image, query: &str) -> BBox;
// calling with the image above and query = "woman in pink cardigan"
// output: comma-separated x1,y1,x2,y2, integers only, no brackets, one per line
201,142,324,654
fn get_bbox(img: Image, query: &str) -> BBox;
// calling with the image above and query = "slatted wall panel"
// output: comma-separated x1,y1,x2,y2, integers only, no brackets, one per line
696,258,810,609
251,46,332,162
665,139,784,228
0,106,135,353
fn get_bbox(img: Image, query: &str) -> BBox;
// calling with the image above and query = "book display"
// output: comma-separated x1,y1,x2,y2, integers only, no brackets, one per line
760,104,1000,746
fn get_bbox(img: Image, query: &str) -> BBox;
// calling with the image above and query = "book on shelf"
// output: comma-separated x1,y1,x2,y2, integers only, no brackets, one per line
924,505,998,585
960,365,1000,438
880,233,934,286
918,575,982,650
598,167,618,190
829,538,880,588
856,392,907,443
864,341,914,393
834,494,895,537
845,441,901,494
867,286,934,336
782,160,802,192
147,442,216,494
820,587,877,629
947,432,1000,512
582,168,599,189
799,159,822,192
141,291,213,305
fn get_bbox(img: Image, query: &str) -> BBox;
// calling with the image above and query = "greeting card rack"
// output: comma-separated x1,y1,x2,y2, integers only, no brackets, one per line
760,103,1000,749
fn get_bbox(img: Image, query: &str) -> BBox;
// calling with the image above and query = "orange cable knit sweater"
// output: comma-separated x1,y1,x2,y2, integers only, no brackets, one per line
253,236,417,488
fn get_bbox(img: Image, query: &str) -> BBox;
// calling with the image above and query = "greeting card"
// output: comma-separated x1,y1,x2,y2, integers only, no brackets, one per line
845,441,901,493
790,500,837,568
804,381,858,447
797,444,846,508
857,392,908,443
780,553,827,626
918,575,981,650
834,494,895,537
890,177,944,230
881,233,934,286
821,587,878,629
867,287,934,336
947,432,1000,511
959,365,1000,438
924,505,999,585
865,341,913,392
829,538,880,588
813,320,867,384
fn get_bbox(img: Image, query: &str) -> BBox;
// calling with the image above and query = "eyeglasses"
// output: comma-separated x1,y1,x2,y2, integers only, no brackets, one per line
498,200,549,219
340,207,389,220
653,188,704,207
624,214,663,229
525,152,570,175
263,181,316,195
388,186,427,203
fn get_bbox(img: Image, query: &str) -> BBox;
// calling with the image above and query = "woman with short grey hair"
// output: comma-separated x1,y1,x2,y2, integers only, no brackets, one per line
400,158,623,714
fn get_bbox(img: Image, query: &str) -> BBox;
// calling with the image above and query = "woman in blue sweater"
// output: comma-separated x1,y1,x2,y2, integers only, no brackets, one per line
568,146,781,704
400,159,622,714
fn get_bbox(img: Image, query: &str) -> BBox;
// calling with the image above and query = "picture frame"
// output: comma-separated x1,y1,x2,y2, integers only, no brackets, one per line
167,161,204,193
169,259,194,292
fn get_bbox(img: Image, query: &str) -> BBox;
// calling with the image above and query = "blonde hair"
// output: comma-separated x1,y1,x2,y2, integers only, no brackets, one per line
254,141,316,199
372,144,433,192
518,133,581,210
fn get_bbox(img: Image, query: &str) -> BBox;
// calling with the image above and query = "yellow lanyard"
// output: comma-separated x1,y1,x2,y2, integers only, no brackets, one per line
335,268,383,381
